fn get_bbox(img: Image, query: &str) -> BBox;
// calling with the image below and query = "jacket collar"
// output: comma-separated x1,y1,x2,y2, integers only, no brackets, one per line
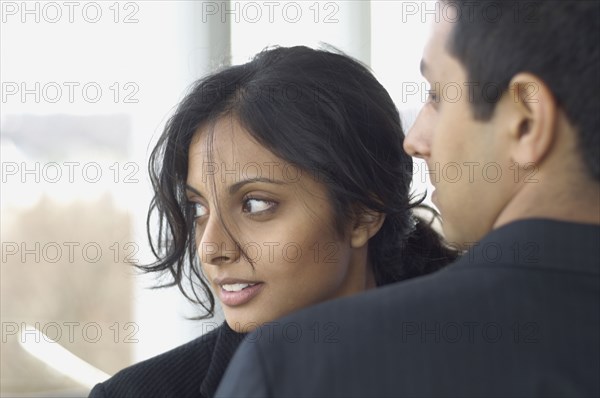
453,218,599,274
200,321,247,397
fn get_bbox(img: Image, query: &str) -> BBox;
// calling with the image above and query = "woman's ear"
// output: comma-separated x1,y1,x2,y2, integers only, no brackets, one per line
350,210,386,249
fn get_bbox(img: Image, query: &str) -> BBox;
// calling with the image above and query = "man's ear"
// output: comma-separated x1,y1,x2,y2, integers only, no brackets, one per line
350,210,386,249
506,73,557,165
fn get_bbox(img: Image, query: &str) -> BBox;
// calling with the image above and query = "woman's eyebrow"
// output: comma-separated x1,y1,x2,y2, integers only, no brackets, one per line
228,178,285,195
186,178,285,198
185,184,203,197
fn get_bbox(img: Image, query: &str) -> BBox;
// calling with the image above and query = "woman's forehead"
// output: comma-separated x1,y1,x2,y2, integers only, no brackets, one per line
187,117,317,194
192,118,270,161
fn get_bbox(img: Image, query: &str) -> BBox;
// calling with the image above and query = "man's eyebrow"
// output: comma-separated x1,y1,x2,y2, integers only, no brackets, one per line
229,178,285,195
420,59,428,77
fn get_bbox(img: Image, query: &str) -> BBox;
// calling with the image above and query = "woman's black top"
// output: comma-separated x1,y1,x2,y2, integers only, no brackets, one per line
88,322,246,398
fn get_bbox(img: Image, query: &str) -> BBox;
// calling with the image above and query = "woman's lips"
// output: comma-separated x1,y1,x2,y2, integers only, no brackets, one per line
218,282,265,307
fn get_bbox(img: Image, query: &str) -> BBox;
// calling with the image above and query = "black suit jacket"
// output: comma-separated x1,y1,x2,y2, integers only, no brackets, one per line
217,219,600,397
89,322,245,398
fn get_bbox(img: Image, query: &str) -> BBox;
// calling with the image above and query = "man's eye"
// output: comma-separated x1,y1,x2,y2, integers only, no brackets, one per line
192,203,208,219
427,89,439,103
242,198,276,214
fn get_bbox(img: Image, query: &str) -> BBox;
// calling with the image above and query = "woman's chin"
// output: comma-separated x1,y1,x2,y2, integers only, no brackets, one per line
224,313,263,333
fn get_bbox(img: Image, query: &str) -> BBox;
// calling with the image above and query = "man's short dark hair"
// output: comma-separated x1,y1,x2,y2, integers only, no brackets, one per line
445,0,599,180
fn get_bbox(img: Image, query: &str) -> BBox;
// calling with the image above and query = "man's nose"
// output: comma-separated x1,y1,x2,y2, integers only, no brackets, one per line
403,107,433,159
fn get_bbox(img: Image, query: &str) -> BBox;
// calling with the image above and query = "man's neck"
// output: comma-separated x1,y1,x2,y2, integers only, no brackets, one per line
494,172,600,229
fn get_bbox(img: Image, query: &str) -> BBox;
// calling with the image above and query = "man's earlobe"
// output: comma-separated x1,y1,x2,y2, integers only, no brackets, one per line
508,73,557,165
350,211,386,249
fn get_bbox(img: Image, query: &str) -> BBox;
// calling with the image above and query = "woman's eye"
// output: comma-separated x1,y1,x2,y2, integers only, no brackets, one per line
242,198,276,214
192,203,208,219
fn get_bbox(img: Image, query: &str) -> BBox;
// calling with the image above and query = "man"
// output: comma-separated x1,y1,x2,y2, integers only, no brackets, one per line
216,1,599,396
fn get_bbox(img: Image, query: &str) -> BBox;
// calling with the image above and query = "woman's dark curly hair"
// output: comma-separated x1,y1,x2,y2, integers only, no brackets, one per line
140,46,458,319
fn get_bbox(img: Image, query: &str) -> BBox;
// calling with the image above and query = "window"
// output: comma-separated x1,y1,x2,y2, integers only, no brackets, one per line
0,1,433,395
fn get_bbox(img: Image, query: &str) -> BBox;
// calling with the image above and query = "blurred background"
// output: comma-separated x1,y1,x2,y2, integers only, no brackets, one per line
0,1,434,396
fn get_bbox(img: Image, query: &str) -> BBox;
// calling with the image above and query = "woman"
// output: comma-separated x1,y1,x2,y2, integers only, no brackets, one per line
89,46,457,398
